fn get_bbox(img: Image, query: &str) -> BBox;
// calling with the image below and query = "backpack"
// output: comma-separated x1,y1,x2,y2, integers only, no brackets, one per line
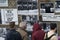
45,33,56,40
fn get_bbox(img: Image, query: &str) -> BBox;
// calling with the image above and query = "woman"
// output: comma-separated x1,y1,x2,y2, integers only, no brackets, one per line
32,23,45,40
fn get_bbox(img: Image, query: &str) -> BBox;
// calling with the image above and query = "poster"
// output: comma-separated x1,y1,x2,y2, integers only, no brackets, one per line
42,15,60,21
17,0,38,15
55,1,60,13
0,10,2,24
40,2,54,14
1,9,18,25
0,0,8,7
18,9,38,15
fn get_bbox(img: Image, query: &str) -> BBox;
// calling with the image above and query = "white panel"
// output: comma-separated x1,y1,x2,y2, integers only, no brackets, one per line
1,9,18,25
55,8,60,13
42,15,60,21
18,9,38,15
0,0,8,7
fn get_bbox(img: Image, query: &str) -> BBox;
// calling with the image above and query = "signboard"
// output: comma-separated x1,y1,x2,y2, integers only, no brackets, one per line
17,0,38,15
0,0,8,7
55,1,60,13
42,15,60,21
1,9,18,25
40,2,54,13
18,9,38,15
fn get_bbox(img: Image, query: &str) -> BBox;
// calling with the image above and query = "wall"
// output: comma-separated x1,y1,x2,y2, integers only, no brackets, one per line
0,0,17,8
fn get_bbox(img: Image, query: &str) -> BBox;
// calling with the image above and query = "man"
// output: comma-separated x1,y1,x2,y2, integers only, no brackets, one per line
5,22,23,40
17,21,29,40
45,23,58,40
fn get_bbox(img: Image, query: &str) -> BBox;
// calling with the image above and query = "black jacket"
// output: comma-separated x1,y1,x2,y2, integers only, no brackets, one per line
5,29,23,40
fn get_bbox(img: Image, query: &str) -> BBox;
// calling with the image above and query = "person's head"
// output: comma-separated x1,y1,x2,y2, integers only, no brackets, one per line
50,23,57,31
33,23,42,33
19,21,27,30
9,22,15,29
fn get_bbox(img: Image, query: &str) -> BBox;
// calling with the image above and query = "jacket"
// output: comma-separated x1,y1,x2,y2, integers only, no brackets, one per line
32,23,45,40
44,31,58,40
58,36,60,40
5,29,23,40
17,28,29,40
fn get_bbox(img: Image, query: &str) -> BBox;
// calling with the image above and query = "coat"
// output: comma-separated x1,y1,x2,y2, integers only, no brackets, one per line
32,23,45,40
5,29,23,40
58,36,60,40
44,31,58,40
17,28,29,40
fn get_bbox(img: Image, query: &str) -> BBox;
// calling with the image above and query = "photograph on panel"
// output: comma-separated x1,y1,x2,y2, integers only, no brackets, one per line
55,1,60,13
1,9,18,25
17,0,38,15
17,0,37,10
0,0,8,7
40,2,54,13
0,10,2,24
22,15,38,25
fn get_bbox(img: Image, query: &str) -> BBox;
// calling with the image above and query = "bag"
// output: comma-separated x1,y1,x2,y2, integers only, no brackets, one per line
45,33,56,40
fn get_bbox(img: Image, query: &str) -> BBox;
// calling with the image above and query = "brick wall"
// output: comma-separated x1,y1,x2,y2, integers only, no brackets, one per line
0,0,17,8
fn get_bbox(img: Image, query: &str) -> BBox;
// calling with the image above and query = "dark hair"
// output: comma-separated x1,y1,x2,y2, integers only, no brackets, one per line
50,23,57,30
9,22,15,28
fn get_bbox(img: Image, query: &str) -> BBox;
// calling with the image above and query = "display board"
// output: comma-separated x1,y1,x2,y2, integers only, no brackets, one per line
40,2,54,15
1,9,18,25
42,15,60,21
18,9,38,15
17,0,38,15
0,0,8,7
55,1,60,13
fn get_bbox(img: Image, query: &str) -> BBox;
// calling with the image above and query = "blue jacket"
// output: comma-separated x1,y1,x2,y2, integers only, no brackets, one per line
5,29,23,40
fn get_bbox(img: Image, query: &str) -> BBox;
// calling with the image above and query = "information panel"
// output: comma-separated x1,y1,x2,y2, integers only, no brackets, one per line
0,0,8,7
1,9,18,25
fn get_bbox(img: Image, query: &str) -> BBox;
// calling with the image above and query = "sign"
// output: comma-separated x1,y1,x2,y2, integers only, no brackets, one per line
18,9,38,15
40,2,54,13
1,9,18,25
42,15,60,21
55,8,60,13
40,13,54,16
0,0,8,7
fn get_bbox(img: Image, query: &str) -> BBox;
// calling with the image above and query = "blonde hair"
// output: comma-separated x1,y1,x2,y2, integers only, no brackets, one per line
19,21,27,28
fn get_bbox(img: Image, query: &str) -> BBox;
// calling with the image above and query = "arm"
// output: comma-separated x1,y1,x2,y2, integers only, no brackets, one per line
5,33,10,40
17,33,23,40
32,34,36,40
51,36,58,40
23,34,29,40
44,33,46,39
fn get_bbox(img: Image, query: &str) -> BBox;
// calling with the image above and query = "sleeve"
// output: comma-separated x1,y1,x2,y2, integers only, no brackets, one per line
23,34,29,40
51,36,58,40
17,32,23,40
44,33,46,39
5,33,11,40
32,34,36,40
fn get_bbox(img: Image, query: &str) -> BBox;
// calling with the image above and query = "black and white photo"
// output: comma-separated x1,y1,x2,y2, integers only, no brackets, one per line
40,2,54,13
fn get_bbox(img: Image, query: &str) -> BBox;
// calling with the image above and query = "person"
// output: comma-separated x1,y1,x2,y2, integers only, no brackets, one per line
58,36,60,40
32,22,45,40
17,21,29,40
44,23,58,40
5,22,23,40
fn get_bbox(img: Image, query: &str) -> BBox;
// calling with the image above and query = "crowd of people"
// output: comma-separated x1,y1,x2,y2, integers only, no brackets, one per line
4,21,58,40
